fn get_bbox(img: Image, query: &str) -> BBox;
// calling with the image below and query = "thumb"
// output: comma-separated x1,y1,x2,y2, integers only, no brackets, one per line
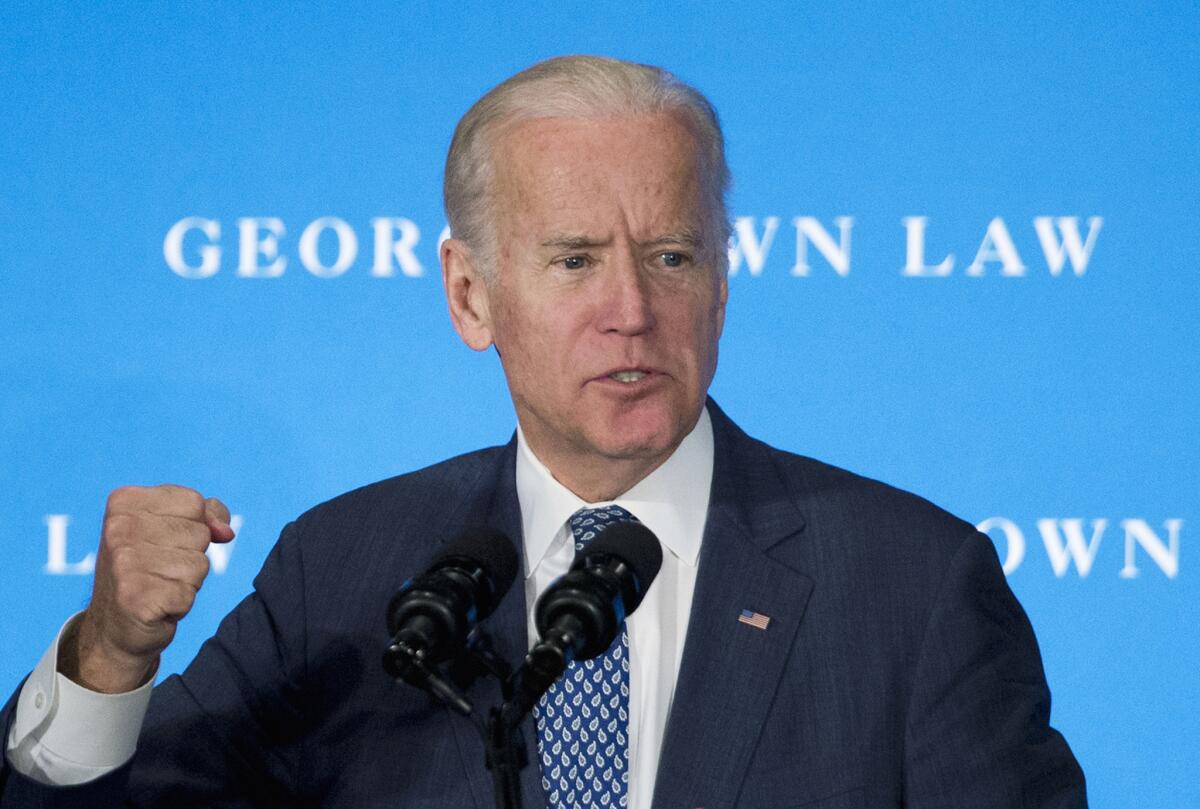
204,497,236,543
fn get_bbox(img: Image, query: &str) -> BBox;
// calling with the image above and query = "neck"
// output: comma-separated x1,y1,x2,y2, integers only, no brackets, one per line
520,431,688,503
545,453,673,503
516,407,707,503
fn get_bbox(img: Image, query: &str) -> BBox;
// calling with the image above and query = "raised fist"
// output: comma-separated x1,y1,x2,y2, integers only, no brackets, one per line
60,484,235,693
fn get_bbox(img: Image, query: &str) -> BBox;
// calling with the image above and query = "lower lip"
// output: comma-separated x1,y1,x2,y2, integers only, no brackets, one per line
591,372,663,392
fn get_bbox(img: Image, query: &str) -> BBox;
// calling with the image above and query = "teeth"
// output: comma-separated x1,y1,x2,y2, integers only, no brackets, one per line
610,371,646,383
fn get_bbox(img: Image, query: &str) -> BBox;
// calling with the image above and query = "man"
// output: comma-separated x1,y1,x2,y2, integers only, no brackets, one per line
2,56,1086,807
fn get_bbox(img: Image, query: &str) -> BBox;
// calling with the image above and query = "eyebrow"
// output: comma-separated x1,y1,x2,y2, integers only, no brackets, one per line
539,229,705,251
540,235,612,250
642,229,704,249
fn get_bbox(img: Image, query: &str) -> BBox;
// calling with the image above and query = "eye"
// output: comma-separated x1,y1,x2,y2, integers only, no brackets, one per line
658,251,688,268
559,255,589,270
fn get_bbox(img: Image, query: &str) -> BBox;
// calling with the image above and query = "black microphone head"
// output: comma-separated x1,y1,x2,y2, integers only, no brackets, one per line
433,527,518,586
580,521,663,614
430,526,519,616
386,526,517,642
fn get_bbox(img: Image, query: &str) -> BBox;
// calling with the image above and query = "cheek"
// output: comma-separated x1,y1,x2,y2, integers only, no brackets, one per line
493,305,563,377
681,289,723,344
670,297,723,384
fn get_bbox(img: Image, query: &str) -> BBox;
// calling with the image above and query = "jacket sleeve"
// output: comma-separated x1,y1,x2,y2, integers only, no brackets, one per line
903,530,1088,808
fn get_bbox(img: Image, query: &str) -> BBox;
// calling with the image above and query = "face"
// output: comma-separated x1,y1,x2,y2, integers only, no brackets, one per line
446,111,728,490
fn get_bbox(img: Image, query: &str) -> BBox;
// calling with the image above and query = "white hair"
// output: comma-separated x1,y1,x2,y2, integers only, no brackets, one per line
443,55,731,281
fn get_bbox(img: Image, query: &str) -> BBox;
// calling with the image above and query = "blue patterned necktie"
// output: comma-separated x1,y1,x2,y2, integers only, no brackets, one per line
534,505,635,808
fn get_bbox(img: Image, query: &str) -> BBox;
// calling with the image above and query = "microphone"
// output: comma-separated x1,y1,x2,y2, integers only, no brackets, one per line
506,521,663,722
383,527,518,686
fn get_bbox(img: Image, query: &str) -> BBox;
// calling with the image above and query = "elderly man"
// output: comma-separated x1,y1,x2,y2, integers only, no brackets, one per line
1,56,1086,808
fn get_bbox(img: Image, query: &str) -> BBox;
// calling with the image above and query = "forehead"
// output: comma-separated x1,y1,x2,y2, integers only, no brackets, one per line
490,111,708,238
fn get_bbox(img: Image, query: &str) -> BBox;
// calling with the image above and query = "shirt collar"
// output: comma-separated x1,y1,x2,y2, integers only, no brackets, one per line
515,405,714,578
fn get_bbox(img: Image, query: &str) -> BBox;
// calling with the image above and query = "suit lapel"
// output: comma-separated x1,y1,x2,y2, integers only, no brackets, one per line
652,404,815,809
440,405,813,809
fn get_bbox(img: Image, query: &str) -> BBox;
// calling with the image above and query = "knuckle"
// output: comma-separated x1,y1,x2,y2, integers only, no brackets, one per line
183,490,206,516
102,511,135,543
165,583,197,618
108,543,136,573
165,485,206,515
184,520,211,549
207,497,231,521
194,552,211,581
134,600,163,626
106,485,140,510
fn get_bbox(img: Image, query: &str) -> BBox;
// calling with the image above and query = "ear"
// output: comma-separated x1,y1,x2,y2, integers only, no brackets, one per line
442,238,495,351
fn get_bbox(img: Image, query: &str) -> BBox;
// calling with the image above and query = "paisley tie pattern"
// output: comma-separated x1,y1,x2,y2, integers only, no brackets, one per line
534,505,635,809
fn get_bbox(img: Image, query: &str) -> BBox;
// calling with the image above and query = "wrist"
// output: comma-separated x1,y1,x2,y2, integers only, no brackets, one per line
58,613,158,694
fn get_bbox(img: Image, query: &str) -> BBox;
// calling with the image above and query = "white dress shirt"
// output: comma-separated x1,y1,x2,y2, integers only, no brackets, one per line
6,407,714,806
516,407,712,809
6,612,154,785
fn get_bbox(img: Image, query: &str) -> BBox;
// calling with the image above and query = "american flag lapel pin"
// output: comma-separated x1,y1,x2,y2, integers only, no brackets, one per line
737,608,771,630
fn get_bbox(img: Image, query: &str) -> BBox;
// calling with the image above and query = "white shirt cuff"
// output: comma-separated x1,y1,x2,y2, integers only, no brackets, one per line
5,612,153,785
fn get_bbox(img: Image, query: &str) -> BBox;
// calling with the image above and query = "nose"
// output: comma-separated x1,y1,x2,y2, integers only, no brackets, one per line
597,249,656,336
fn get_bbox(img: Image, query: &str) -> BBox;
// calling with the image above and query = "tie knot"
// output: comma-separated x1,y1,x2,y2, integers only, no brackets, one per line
569,505,637,551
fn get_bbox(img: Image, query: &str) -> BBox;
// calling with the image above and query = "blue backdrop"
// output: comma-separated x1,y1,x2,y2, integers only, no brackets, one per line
2,3,1196,806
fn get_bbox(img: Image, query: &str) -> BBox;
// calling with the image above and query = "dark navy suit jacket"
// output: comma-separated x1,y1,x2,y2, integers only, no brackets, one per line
1,403,1086,807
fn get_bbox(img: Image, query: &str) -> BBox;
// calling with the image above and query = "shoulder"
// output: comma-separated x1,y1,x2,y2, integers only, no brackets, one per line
265,441,514,586
293,442,511,535
712,403,976,543
763,444,1002,634
771,447,975,539
241,441,516,631
711,404,986,583
720,419,1013,663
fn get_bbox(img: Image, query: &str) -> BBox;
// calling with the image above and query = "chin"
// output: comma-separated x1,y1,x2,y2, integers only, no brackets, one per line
593,407,688,460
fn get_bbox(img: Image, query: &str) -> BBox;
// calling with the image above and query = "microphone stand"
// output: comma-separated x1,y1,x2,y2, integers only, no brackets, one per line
384,629,531,809
384,609,601,809
485,622,584,809
485,705,525,809
385,611,625,808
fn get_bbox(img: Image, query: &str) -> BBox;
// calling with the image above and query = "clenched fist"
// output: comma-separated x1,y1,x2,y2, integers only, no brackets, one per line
59,484,235,694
